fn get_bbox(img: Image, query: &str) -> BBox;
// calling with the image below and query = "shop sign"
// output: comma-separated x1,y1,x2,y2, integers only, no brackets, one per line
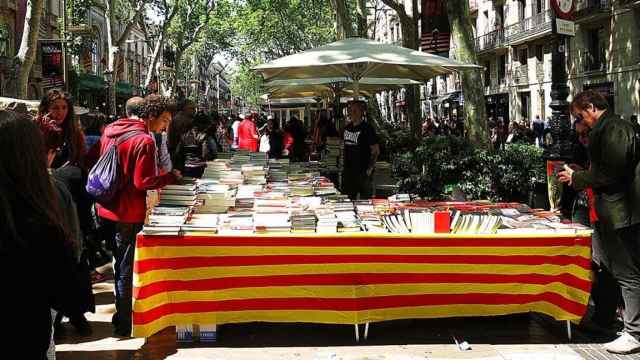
41,41,64,88
555,18,576,37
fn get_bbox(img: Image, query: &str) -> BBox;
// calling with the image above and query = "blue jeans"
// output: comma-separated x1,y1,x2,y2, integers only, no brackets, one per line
109,221,142,335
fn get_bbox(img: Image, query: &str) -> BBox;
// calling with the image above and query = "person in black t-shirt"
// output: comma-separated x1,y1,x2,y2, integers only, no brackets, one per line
341,101,380,200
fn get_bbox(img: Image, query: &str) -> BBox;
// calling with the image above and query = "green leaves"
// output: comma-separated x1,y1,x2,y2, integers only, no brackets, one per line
392,135,545,202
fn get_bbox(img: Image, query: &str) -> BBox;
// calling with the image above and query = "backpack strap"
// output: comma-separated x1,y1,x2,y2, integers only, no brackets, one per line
115,131,146,146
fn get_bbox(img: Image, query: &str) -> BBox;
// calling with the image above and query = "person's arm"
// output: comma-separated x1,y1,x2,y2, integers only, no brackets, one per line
133,140,179,191
366,125,380,176
561,125,634,190
251,123,259,140
159,132,173,172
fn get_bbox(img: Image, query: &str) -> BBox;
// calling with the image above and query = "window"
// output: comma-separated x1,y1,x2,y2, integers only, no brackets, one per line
536,44,543,62
519,47,529,64
496,5,504,28
0,24,10,57
518,0,526,20
485,61,491,87
498,55,506,84
536,0,543,14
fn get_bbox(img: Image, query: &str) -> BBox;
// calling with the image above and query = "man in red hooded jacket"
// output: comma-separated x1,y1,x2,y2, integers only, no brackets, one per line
93,96,181,336
238,112,259,152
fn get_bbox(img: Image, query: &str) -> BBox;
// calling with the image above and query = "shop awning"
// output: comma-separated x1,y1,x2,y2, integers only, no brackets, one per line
432,91,460,105
116,82,135,97
77,73,106,91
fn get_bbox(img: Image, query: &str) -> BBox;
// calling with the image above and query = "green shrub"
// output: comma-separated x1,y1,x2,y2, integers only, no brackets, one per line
390,135,545,202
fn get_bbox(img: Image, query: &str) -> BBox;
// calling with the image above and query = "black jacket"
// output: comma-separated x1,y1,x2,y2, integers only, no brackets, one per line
572,111,640,229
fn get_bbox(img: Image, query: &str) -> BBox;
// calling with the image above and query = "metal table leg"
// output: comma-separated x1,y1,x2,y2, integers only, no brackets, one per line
364,322,369,340
355,324,360,342
566,320,572,342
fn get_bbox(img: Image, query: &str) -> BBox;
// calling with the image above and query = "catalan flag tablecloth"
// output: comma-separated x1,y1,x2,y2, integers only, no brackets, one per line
132,233,592,338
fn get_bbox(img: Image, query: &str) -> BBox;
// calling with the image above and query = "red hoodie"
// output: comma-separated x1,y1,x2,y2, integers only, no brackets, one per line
238,119,258,152
94,118,176,223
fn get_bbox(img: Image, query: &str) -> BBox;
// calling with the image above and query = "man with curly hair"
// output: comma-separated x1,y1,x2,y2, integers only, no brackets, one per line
92,96,182,337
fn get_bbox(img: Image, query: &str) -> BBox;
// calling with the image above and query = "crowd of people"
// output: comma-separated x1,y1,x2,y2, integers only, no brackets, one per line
0,89,380,359
17,88,640,357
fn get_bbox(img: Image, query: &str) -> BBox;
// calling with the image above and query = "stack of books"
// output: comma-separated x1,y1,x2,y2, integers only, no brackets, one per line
144,206,190,235
253,192,290,233
219,213,254,234
450,212,502,234
355,201,387,233
203,159,231,179
315,206,338,234
158,184,198,207
195,182,236,213
291,210,317,233
182,214,219,234
242,165,267,185
235,185,262,209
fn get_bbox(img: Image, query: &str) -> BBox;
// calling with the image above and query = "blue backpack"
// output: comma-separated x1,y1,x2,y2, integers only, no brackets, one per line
86,131,145,204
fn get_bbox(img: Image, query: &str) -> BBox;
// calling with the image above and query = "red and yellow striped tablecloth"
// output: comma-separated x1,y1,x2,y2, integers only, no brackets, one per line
132,233,592,338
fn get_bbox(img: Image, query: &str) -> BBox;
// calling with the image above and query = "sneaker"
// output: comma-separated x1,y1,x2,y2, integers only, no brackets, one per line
70,315,93,336
604,332,640,354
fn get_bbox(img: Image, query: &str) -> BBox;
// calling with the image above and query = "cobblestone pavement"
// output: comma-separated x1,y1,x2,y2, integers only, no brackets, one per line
54,280,640,360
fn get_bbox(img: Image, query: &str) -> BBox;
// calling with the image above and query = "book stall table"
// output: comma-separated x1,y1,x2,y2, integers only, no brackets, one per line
132,231,592,342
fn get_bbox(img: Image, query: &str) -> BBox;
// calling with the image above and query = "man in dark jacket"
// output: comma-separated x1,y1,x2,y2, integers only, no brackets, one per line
94,96,181,336
559,90,640,354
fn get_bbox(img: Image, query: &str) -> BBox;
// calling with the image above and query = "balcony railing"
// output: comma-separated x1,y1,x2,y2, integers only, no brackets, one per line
581,49,607,73
575,0,611,18
475,29,505,53
504,9,554,45
513,64,529,85
485,78,508,95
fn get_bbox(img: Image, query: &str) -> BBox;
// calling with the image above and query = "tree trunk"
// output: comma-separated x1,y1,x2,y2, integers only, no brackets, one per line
400,11,421,136
446,0,490,148
144,34,164,89
172,49,184,97
356,0,367,38
329,0,353,40
15,0,45,99
105,0,118,116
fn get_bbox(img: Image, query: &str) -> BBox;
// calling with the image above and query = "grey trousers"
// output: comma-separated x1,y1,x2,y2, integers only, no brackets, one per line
596,221,640,339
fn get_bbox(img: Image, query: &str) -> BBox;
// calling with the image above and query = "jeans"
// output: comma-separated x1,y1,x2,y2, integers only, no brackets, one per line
108,220,143,335
341,171,373,200
597,221,640,339
589,224,622,327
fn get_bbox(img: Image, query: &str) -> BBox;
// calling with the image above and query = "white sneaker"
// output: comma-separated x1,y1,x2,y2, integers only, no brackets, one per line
604,332,640,354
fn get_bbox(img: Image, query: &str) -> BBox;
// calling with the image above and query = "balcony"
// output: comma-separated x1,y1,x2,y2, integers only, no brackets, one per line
580,49,607,73
504,9,554,45
485,78,509,95
574,0,612,22
475,29,506,53
513,64,529,85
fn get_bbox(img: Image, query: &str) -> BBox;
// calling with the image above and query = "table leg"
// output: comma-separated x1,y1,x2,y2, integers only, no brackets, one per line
354,324,360,342
566,320,572,342
364,322,369,340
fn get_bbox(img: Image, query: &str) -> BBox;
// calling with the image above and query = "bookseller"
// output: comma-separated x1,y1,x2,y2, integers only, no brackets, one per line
558,90,640,354
342,100,380,200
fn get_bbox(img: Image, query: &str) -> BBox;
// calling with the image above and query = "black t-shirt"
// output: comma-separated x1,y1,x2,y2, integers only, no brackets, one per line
343,121,378,174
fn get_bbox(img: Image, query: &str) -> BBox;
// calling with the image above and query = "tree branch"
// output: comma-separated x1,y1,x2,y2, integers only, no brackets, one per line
379,0,410,23
116,0,148,46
